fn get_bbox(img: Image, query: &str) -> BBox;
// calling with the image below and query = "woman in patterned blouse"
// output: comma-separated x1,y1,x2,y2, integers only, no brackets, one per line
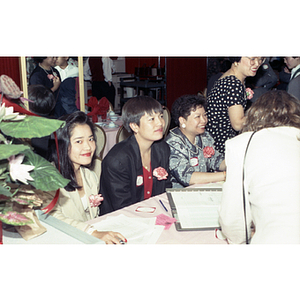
165,94,226,188
206,57,265,154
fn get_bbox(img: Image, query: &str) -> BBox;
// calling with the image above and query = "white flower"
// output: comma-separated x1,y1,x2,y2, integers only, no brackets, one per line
0,103,26,121
8,154,35,185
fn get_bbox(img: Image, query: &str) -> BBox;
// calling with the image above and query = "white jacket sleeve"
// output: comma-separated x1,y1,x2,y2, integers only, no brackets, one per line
218,133,253,244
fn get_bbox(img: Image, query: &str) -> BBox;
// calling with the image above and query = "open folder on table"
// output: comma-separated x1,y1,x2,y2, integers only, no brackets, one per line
166,184,223,231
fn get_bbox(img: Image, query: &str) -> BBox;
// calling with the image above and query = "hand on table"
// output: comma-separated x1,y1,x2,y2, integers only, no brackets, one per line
92,230,127,245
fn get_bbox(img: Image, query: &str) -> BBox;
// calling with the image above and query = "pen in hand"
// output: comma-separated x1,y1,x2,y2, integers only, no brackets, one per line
159,199,168,212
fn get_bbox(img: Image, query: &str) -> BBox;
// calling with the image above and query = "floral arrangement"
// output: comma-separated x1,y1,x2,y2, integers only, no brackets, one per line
0,75,69,232
203,146,215,158
246,88,254,100
89,194,104,208
153,167,168,181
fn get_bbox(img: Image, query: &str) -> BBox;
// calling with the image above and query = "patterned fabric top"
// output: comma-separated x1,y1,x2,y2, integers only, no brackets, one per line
165,127,224,188
206,75,247,154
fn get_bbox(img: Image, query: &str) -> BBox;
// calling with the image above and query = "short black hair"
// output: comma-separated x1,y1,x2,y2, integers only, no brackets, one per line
228,57,242,64
28,84,56,116
171,94,207,126
33,57,48,64
121,96,163,133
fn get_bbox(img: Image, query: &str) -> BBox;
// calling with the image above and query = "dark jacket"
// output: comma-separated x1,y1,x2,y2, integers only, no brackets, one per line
99,135,171,215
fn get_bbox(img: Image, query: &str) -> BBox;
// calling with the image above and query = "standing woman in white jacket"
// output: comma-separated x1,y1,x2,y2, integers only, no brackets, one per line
219,90,300,244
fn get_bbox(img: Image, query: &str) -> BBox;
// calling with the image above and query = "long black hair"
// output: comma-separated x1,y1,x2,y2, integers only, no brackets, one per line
49,111,97,191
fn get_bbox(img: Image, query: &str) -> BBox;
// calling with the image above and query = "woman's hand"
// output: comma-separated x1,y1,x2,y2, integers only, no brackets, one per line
92,230,127,245
51,76,61,92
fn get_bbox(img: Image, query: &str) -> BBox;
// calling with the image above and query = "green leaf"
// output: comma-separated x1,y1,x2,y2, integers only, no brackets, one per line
0,116,65,138
0,184,13,197
0,144,30,160
0,133,6,142
23,149,70,191
0,210,34,226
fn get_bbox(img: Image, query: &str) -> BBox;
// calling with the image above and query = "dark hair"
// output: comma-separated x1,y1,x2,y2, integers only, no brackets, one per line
228,57,242,64
220,59,232,73
242,90,300,133
33,57,47,64
121,96,163,133
171,94,207,126
49,111,97,191
28,85,56,116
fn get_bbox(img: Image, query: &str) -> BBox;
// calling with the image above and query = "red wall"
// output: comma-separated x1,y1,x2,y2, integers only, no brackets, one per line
165,57,207,110
0,57,21,87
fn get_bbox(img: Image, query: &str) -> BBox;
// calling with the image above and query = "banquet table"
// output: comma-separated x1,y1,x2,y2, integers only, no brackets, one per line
87,184,227,244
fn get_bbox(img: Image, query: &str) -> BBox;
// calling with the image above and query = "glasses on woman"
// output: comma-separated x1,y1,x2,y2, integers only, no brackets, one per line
246,57,266,65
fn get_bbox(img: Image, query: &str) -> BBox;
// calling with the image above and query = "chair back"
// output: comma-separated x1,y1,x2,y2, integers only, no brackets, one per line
162,105,171,138
94,124,106,160
108,101,114,112
116,125,132,143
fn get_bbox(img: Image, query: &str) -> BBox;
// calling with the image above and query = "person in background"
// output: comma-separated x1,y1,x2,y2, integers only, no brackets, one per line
99,96,171,215
55,57,79,82
219,90,300,244
206,57,265,154
46,111,126,244
165,94,225,188
29,57,61,104
284,57,300,100
53,57,79,118
28,84,57,158
88,57,116,109
245,57,278,103
28,84,56,117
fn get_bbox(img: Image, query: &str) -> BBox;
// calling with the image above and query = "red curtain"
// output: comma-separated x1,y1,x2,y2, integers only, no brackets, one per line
165,57,207,110
0,57,21,87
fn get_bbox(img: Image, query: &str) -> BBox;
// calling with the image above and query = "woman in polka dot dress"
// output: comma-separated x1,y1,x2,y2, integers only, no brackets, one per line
206,57,265,154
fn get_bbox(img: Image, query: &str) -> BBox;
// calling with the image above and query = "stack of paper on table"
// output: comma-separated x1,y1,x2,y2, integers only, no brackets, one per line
91,214,164,244
166,183,223,231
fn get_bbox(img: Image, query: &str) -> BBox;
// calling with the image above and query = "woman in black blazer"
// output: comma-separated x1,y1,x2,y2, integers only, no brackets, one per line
100,96,171,215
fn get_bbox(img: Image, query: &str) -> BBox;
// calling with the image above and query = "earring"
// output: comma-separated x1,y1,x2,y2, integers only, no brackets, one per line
182,124,186,128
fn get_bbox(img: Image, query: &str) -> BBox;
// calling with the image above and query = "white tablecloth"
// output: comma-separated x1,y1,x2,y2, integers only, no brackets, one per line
87,184,227,244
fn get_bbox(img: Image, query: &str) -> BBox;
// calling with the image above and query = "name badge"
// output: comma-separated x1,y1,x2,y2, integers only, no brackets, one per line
136,175,143,186
190,157,199,167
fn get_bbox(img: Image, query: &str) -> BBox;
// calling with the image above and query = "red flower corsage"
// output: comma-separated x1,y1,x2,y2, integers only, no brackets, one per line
153,167,168,180
47,74,54,80
89,194,104,207
203,146,215,158
246,88,254,100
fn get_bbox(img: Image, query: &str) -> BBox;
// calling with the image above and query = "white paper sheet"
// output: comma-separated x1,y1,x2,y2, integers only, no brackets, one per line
171,190,222,229
92,214,164,244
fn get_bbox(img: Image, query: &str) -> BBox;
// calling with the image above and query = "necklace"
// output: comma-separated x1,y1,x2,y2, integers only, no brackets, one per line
39,63,57,79
39,63,52,74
